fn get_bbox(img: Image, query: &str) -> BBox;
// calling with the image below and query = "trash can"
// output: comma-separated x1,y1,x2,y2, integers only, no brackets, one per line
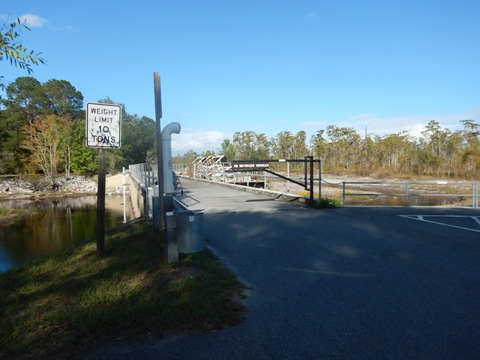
175,210,205,253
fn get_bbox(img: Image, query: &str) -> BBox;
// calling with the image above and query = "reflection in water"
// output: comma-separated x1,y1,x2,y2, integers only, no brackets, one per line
0,196,134,273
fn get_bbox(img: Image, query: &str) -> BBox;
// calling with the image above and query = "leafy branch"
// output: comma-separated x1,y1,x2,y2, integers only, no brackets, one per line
0,17,46,90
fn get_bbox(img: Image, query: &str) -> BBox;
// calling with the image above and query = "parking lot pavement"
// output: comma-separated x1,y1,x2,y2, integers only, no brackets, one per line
88,179,480,360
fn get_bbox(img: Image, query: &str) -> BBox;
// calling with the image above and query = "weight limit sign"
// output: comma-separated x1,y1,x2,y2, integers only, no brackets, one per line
86,102,122,148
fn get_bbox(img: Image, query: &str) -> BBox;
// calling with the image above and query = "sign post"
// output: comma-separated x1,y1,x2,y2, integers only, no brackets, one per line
86,102,122,254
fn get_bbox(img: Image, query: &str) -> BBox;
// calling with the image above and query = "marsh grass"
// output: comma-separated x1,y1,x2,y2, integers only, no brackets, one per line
0,221,246,360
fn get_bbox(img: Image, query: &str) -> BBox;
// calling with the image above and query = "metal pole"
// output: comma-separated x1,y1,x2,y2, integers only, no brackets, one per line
473,182,478,208
304,157,307,190
475,182,477,208
317,160,321,199
309,156,314,205
287,162,290,192
405,182,409,207
154,72,167,260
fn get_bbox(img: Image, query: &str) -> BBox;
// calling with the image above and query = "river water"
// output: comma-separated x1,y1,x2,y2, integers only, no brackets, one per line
0,196,134,273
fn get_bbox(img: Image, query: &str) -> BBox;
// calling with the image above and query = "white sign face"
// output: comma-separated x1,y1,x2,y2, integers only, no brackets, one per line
86,102,122,148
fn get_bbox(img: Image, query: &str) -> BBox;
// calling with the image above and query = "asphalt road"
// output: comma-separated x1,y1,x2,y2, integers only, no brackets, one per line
89,179,480,359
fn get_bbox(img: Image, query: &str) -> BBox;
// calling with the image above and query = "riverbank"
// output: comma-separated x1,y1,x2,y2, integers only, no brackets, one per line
0,174,126,200
0,220,246,360
0,174,129,225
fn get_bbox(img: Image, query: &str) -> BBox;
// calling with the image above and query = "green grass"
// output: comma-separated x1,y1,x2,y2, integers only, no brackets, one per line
295,191,342,208
0,221,247,360
312,197,342,208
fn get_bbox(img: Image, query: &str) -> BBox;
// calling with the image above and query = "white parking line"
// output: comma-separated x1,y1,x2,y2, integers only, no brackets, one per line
398,215,480,233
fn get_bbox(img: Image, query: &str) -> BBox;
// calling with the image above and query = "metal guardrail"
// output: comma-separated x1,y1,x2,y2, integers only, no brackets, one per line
342,181,479,207
128,163,158,188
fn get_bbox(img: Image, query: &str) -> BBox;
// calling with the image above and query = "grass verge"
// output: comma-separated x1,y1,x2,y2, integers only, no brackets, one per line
0,220,247,360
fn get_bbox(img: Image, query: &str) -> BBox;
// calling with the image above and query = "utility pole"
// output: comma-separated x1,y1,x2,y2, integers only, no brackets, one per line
153,72,167,260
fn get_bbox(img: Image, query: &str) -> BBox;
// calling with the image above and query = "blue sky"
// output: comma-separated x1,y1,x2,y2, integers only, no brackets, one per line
2,0,480,155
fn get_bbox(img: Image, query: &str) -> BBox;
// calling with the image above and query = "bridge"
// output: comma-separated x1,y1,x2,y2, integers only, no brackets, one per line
125,158,480,219
126,158,321,219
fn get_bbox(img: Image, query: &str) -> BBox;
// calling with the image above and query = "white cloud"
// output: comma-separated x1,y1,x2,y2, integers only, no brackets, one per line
302,121,324,129
19,14,48,27
171,128,228,155
348,112,475,139
305,12,318,18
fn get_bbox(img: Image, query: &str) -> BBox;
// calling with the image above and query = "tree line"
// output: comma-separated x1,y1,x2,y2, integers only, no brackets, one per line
1,76,479,181
175,119,480,179
0,77,156,182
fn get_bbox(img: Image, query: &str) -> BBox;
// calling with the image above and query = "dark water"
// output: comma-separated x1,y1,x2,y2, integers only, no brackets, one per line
0,196,134,273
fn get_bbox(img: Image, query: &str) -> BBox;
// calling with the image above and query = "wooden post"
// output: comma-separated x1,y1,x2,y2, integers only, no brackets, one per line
96,148,106,254
122,166,127,223
154,72,167,261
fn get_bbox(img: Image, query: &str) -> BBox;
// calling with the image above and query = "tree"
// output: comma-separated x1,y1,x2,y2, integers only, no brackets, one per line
41,79,84,118
0,77,84,174
172,150,199,166
272,131,295,158
374,131,415,174
325,125,361,171
70,120,98,175
0,17,45,91
231,131,271,160
0,77,44,172
118,114,156,167
460,119,480,177
21,114,64,183
293,131,308,159
59,116,75,177
419,120,456,176
310,129,326,159
219,139,235,160
0,77,83,174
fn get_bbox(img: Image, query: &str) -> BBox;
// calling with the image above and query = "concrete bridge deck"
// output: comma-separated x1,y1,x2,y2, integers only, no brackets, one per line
91,178,480,359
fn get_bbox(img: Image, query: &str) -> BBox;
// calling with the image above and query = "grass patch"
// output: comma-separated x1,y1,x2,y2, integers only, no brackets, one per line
295,191,342,208
0,221,247,360
312,197,342,208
